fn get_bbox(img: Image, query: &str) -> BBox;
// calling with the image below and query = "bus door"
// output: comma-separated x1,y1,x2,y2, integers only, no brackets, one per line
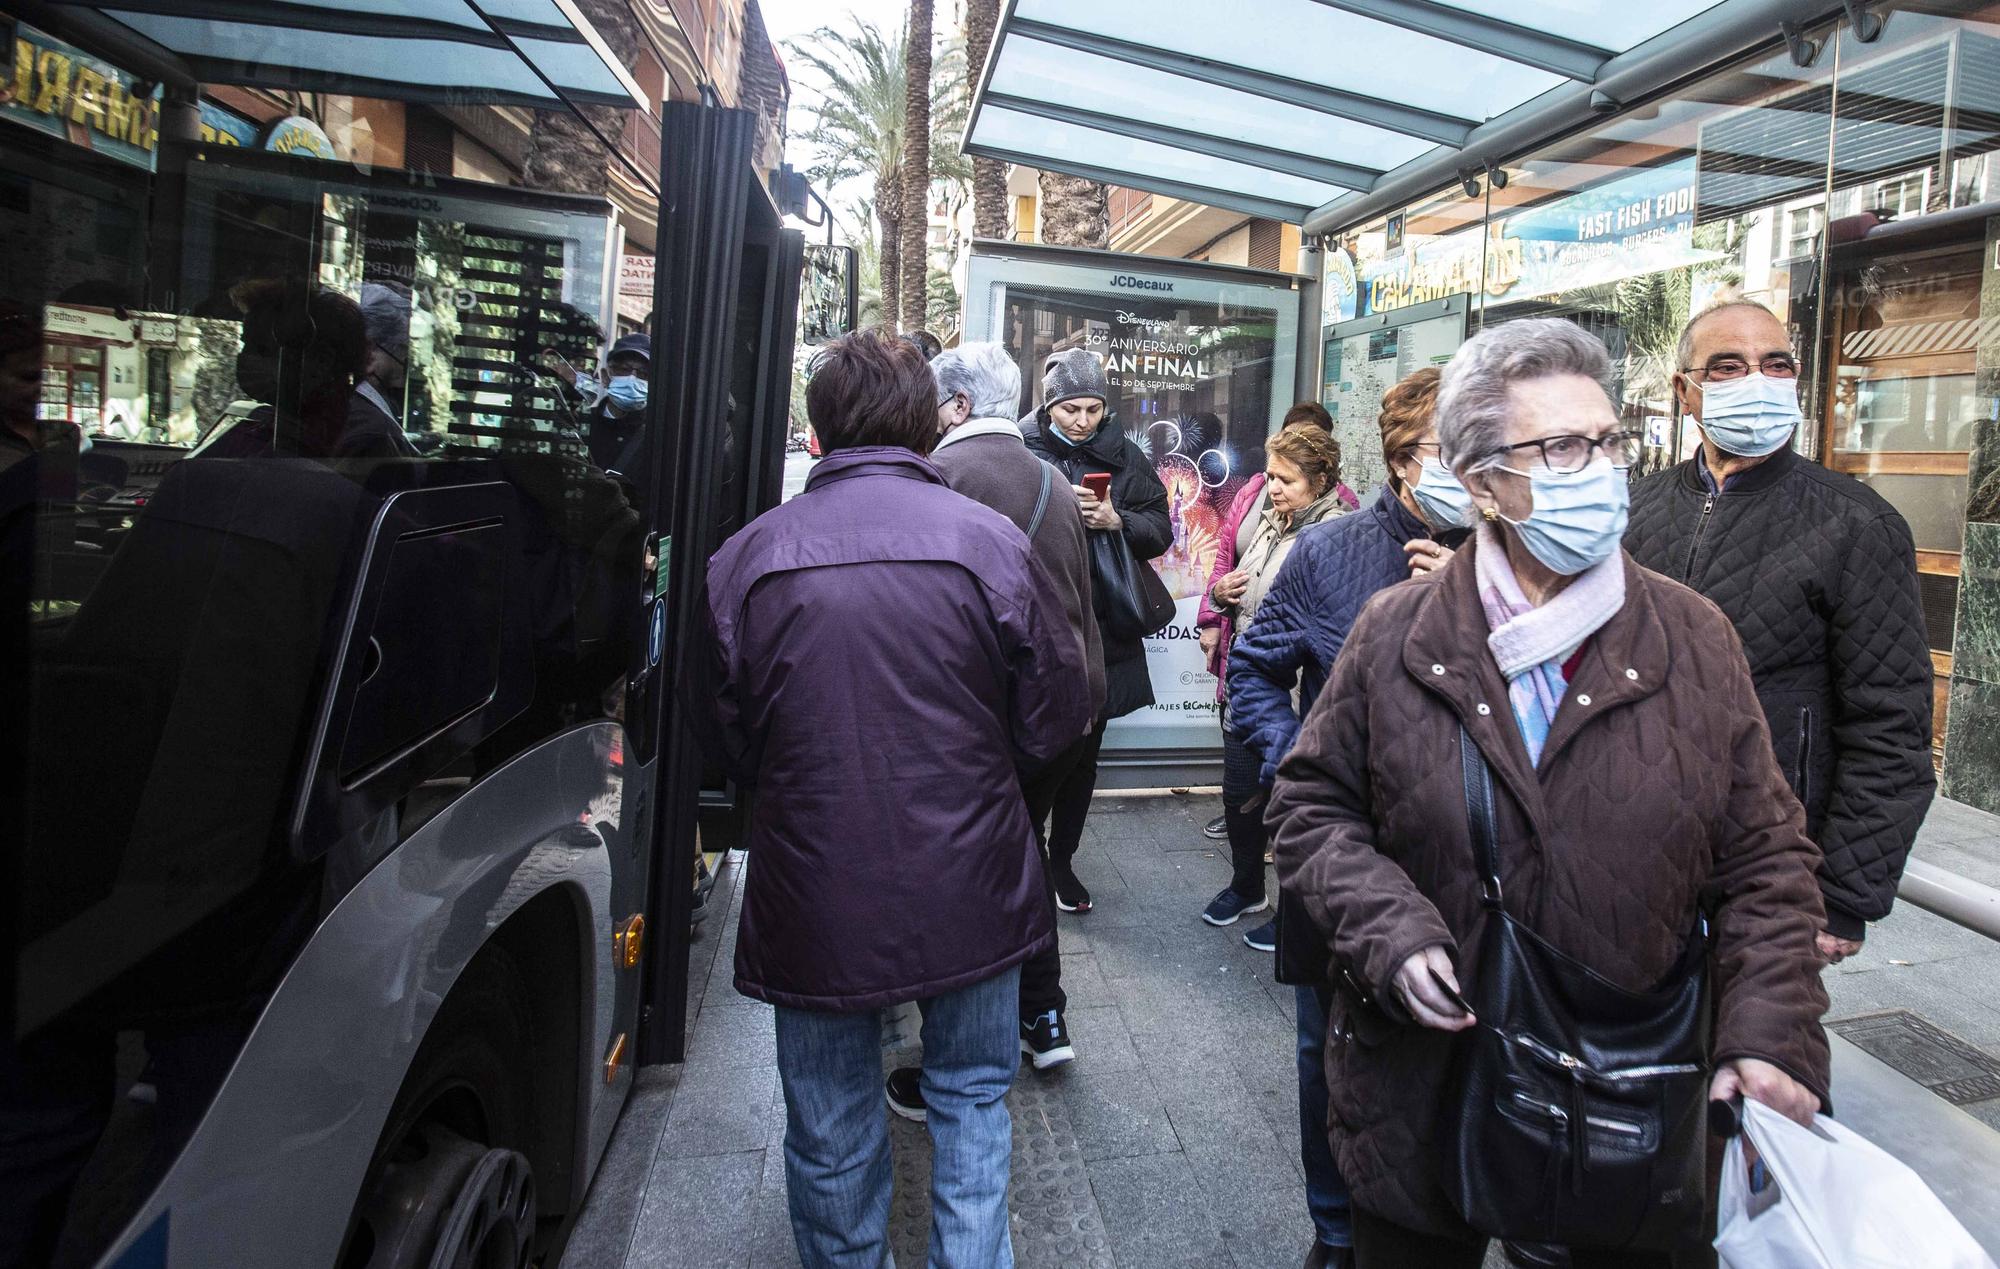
629,102,805,1065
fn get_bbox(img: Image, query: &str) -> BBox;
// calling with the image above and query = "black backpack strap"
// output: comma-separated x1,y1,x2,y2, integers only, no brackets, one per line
1025,460,1054,539
1460,724,1502,910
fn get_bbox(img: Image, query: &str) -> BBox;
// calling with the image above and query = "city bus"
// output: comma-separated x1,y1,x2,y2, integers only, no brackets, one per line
1,7,817,1265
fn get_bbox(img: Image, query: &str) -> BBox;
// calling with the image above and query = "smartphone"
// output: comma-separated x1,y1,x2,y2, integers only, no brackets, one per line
1429,968,1474,1018
1082,472,1112,501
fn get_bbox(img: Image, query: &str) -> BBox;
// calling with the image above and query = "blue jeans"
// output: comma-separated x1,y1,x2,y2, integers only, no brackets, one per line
1296,985,1353,1249
774,966,1021,1269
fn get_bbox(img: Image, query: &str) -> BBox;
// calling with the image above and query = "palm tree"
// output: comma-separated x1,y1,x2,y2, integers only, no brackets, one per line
963,0,1007,240
789,20,910,331
1038,172,1109,247
900,0,934,332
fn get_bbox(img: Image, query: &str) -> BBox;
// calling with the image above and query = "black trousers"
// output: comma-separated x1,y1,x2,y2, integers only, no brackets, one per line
1043,718,1108,873
1018,731,1095,1021
1221,726,1267,900
1351,1208,1685,1269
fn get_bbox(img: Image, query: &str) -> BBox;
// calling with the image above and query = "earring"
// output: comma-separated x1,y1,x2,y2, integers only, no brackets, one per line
1481,506,1499,522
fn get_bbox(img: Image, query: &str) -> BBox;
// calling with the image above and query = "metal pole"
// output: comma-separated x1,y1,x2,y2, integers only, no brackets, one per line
1898,859,2000,943
1301,0,1852,236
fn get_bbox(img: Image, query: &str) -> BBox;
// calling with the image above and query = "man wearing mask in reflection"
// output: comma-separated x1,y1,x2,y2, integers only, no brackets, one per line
351,282,421,457
1626,301,1934,968
586,331,651,475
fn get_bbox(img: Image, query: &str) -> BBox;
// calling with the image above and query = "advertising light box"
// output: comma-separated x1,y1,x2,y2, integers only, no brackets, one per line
964,244,1304,773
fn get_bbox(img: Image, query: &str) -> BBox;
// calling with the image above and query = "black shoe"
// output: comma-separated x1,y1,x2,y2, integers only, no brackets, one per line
885,1067,926,1123
1201,887,1269,927
1502,1242,1571,1268
1052,866,1092,914
1020,1009,1076,1071
1242,918,1277,953
1203,813,1228,840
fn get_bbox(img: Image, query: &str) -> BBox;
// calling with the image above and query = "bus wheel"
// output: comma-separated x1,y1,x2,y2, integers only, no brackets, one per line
352,1120,535,1269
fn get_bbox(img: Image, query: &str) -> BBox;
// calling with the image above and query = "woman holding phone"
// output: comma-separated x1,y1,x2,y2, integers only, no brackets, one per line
1022,348,1171,914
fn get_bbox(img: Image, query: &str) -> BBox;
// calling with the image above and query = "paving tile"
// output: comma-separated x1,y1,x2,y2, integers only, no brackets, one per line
560,1065,678,1268
1155,1067,1281,1155
1061,1067,1182,1162
1088,926,1169,982
1061,1005,1143,1074
683,998,777,1073
1963,1096,2000,1133
624,1148,762,1268
1055,951,1110,1002
1087,1152,1229,1268
751,1184,805,1268
1185,1140,1318,1269
658,1062,782,1160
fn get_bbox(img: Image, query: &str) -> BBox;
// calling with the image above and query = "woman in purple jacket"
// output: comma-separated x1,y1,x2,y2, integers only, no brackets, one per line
697,332,1095,1269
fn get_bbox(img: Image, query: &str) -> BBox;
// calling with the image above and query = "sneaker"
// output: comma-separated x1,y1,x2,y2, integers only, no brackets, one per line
1202,814,1228,840
1242,919,1277,952
1020,1009,1077,1070
885,1067,926,1123
1052,866,1092,914
1201,887,1269,927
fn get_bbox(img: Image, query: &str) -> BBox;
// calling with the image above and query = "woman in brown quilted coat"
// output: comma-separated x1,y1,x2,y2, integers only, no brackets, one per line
1267,318,1831,1268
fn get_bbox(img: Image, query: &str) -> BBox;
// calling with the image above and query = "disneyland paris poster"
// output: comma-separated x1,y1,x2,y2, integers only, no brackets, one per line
1006,284,1282,743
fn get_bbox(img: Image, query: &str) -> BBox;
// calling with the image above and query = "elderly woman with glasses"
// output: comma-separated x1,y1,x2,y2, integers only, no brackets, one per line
1265,318,1831,1268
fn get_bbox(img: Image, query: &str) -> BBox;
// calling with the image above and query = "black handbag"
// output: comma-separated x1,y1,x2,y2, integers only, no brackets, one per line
1087,526,1175,642
1440,726,1711,1252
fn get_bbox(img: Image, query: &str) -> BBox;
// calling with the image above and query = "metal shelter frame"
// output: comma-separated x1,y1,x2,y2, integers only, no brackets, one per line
962,0,1867,236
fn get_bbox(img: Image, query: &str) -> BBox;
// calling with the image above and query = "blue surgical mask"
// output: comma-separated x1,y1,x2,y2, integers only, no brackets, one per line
607,374,647,412
1410,456,1475,530
1497,457,1630,576
1693,373,1800,457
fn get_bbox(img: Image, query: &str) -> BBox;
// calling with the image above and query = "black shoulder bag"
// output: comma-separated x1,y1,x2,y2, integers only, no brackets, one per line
1441,726,1711,1253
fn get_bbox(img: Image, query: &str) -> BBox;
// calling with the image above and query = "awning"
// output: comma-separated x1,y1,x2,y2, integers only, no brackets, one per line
965,0,1849,235
44,0,646,111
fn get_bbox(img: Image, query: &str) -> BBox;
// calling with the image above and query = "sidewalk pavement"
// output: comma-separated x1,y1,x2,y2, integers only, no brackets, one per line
563,793,2000,1267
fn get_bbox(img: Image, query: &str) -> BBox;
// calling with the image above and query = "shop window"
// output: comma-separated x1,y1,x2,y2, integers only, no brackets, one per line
1785,204,1825,262
1870,171,1931,218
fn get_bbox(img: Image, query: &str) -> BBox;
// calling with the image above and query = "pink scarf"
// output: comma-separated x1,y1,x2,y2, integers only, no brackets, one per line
1474,523,1625,765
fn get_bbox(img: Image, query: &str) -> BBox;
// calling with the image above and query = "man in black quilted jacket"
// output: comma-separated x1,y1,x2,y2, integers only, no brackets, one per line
1626,301,1935,964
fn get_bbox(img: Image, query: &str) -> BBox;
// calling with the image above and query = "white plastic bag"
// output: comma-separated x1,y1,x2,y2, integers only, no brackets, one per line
1714,1098,1996,1269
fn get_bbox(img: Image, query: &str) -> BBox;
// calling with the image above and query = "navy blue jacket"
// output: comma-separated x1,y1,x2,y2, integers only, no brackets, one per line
1228,487,1441,786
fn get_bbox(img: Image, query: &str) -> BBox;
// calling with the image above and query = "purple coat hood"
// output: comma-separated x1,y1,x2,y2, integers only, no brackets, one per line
701,447,1097,1011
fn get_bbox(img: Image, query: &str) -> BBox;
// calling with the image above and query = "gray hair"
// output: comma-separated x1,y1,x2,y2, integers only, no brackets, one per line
931,341,1023,420
1675,299,1786,372
1437,318,1614,475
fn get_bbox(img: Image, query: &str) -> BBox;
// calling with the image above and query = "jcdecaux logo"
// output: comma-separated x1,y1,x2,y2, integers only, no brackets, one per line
1109,275,1174,293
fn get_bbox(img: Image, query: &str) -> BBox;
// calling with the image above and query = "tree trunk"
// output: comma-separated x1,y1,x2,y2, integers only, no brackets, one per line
899,0,934,333
966,0,1007,240
876,171,902,335
1037,172,1109,248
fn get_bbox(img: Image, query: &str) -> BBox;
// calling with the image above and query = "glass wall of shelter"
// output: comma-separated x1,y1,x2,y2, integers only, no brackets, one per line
1321,0,2000,780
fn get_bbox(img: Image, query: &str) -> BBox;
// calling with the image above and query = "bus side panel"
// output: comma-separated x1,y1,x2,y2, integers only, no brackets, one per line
93,723,632,1269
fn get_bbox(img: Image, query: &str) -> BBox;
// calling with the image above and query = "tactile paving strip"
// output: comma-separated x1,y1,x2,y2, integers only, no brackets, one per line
1830,1009,2000,1105
883,1053,1115,1268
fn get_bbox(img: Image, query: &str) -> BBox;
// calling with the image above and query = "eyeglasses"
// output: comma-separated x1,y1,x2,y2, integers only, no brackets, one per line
1682,354,1800,381
1493,429,1643,475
